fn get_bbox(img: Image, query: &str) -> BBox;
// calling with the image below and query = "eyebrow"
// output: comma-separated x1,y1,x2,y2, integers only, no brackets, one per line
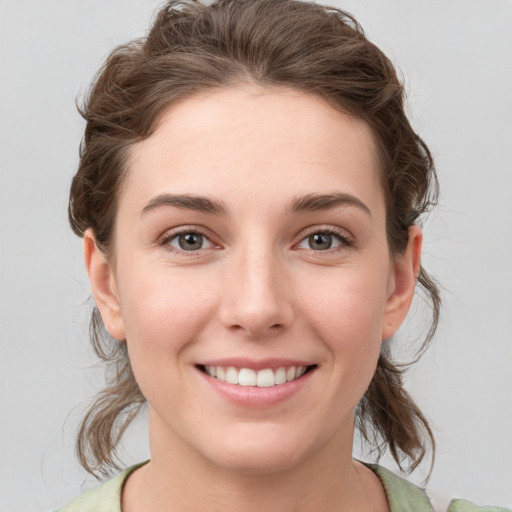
140,193,228,216
140,191,371,218
287,192,371,217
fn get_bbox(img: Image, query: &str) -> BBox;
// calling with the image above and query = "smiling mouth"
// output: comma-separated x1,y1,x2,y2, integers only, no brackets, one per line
198,365,317,387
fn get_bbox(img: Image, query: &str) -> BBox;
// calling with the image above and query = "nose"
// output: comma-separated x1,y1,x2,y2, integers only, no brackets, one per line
219,245,294,339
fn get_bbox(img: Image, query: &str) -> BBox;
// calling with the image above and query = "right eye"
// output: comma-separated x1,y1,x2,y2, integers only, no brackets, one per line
164,231,215,252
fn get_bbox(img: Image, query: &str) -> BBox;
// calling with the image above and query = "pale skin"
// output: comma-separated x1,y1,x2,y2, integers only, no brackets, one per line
84,86,422,511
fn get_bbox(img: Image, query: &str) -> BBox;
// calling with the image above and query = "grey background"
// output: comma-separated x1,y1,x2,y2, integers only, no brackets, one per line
1,1,511,510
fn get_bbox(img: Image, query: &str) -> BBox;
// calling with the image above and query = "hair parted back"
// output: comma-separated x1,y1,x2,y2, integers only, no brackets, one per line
69,0,440,479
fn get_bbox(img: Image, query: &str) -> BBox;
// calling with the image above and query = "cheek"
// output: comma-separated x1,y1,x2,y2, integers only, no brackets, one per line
301,267,388,338
120,259,213,330
116,264,217,380
299,268,387,384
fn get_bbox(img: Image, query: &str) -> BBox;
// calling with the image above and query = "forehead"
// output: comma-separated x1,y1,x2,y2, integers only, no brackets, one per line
123,86,384,217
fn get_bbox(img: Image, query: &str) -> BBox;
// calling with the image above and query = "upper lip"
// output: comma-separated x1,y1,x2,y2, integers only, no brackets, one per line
196,358,316,371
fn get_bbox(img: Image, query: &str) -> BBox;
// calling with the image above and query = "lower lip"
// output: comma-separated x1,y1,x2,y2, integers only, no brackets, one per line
197,367,315,407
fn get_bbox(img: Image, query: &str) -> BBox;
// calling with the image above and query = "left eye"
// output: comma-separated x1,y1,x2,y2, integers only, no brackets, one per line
167,232,214,251
297,232,345,251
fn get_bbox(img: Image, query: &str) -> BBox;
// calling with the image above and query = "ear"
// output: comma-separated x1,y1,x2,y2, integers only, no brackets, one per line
83,229,126,341
381,225,422,340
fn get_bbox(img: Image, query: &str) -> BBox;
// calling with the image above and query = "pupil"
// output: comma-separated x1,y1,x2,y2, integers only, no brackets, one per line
179,233,203,250
310,233,332,250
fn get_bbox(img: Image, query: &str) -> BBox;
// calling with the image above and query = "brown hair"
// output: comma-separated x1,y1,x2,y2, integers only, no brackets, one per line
69,0,440,478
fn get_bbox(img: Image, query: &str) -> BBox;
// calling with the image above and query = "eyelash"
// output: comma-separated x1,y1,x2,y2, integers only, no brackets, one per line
160,227,217,255
159,226,354,255
296,227,354,253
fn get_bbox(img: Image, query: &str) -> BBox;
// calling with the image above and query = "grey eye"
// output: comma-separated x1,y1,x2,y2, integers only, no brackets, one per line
169,232,212,251
297,231,345,251
180,233,203,250
308,233,333,250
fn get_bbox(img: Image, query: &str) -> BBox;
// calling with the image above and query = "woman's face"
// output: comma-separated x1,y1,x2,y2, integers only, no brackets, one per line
86,86,420,473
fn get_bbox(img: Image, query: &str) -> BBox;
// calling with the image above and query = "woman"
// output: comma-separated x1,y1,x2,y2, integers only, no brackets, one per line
57,1,507,510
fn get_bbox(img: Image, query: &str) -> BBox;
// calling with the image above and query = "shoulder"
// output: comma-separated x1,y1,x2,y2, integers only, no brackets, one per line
55,462,148,512
447,499,511,512
367,464,434,512
367,464,510,512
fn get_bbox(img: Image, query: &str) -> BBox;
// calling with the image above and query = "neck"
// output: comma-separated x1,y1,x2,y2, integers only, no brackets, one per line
122,412,389,512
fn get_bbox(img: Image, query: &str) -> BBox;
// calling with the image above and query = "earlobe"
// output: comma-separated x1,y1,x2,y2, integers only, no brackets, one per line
83,229,126,341
382,225,423,340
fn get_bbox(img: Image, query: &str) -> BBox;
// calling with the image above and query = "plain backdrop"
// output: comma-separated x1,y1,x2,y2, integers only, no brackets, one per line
1,1,511,511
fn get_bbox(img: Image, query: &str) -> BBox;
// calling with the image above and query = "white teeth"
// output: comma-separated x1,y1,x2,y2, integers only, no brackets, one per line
238,368,256,386
205,365,216,377
225,367,239,385
216,366,226,381
275,367,287,385
205,365,311,387
256,369,275,387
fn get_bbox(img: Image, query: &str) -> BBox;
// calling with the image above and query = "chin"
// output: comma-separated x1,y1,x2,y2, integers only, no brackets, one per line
213,449,304,475
200,428,319,475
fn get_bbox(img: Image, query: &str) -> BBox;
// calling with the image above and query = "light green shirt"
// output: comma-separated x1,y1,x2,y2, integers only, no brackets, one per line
56,462,510,512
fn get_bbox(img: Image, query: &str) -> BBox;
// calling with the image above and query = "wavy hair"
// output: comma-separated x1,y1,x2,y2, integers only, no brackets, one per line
69,0,440,478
